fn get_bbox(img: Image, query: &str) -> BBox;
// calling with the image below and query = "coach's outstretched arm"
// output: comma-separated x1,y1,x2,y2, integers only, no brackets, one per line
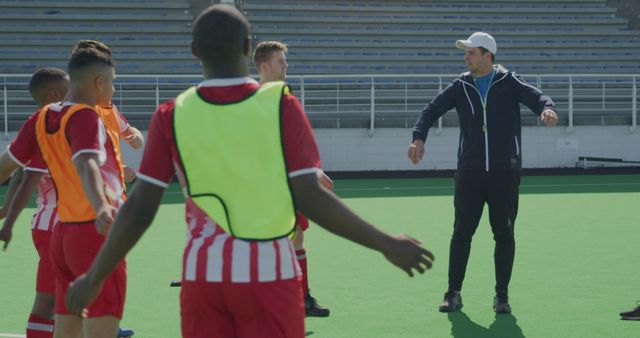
291,172,435,277
66,179,164,316
408,82,457,165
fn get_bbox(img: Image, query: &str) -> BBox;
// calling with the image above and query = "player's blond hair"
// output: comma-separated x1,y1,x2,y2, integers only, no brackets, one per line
253,41,288,67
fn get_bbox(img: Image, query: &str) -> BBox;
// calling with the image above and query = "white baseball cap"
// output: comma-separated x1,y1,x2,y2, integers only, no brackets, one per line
455,32,497,55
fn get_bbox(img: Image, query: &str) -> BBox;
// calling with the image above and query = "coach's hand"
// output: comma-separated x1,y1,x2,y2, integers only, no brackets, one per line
95,204,118,235
382,234,434,277
66,273,103,317
408,140,425,165
0,225,12,251
541,109,558,127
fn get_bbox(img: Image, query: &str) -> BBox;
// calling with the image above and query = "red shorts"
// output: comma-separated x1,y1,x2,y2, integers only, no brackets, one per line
180,278,304,338
296,212,309,232
50,222,127,319
32,229,55,294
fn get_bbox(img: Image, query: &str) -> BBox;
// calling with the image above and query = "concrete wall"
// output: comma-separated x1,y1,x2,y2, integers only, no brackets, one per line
314,126,640,171
2,125,638,172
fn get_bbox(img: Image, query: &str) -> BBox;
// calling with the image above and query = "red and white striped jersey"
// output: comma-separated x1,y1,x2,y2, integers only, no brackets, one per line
181,197,301,283
137,78,320,284
26,170,58,232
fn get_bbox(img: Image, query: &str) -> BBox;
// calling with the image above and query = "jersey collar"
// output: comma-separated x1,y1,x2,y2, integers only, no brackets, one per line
198,77,259,88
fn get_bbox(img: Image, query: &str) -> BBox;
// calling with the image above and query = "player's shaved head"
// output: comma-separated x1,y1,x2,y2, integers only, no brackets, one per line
28,67,69,107
67,47,114,81
191,4,250,75
72,40,112,57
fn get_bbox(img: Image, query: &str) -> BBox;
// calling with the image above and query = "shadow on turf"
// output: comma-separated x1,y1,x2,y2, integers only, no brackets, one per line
447,311,525,338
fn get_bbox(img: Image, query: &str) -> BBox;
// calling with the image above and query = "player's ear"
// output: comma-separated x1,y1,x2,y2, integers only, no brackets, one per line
94,73,104,92
50,87,62,101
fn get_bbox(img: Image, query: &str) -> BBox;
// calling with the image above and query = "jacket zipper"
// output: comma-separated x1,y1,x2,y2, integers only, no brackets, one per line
462,73,508,171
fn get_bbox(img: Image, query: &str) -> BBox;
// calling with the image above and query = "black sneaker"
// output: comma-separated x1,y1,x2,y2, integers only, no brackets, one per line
620,303,640,320
439,290,463,312
117,328,134,338
494,291,512,314
305,293,330,317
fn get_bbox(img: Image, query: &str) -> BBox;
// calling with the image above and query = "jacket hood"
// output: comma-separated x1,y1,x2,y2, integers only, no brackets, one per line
460,64,509,81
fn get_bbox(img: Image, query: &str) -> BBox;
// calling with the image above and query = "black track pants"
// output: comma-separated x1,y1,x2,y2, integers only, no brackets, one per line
447,170,520,293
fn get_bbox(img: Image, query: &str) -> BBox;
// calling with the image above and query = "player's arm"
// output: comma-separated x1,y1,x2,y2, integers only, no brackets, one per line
0,168,24,220
122,164,136,183
73,153,117,235
112,103,144,149
0,112,39,183
3,169,41,227
0,170,41,251
121,126,144,150
283,92,433,276
66,177,164,316
0,152,21,184
291,172,434,277
318,170,333,190
0,112,42,249
0,153,24,250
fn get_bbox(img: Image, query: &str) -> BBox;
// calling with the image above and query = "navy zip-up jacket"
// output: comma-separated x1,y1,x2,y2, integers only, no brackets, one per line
412,65,557,171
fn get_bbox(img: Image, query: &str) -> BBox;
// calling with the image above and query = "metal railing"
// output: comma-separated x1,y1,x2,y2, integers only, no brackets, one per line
0,73,637,138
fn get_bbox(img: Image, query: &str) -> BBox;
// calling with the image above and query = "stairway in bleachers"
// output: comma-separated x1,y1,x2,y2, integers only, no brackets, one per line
244,0,640,75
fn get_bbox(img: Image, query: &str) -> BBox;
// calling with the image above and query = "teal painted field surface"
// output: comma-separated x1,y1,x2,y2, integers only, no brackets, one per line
0,175,638,337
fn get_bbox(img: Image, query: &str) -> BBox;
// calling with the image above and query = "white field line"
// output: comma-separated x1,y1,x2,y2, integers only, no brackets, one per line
333,182,640,192
125,181,640,194
1,182,638,199
0,333,26,338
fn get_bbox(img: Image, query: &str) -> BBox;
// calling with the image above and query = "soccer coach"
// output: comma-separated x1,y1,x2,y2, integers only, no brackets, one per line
407,32,558,314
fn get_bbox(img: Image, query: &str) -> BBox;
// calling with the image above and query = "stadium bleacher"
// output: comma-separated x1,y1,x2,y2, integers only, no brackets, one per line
0,0,196,74
245,0,640,75
243,0,639,127
0,0,637,129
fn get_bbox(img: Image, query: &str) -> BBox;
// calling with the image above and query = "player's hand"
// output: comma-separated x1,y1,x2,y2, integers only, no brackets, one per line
123,165,136,184
0,226,12,251
541,109,558,127
95,204,117,235
66,273,103,317
408,140,425,165
382,234,435,277
318,171,334,190
125,133,144,150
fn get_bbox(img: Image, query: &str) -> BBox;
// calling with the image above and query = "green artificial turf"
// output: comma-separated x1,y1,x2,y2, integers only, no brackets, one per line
0,175,638,338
